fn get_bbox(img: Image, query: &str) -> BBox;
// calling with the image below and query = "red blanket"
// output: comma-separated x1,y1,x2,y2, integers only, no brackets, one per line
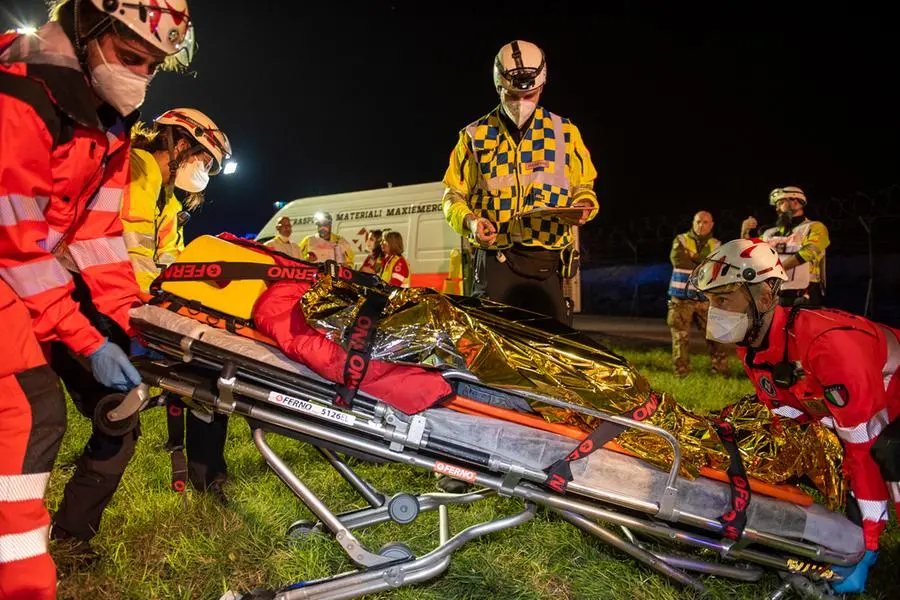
221,234,449,414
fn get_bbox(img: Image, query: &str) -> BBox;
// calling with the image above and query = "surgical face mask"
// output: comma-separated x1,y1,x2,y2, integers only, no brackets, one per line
174,160,210,193
501,97,537,128
87,41,151,116
706,306,750,344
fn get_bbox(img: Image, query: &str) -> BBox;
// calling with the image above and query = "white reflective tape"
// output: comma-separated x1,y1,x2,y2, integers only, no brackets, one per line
87,186,124,213
835,409,890,444
0,473,50,502
45,226,66,251
855,498,889,522
122,230,155,251
67,237,129,269
0,195,46,226
0,258,72,298
0,525,49,564
669,281,688,290
772,405,805,420
819,416,835,429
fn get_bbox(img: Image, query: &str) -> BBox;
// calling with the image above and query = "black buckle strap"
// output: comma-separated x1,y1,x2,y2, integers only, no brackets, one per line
149,261,320,294
334,292,389,409
323,259,384,289
545,392,661,493
711,419,751,541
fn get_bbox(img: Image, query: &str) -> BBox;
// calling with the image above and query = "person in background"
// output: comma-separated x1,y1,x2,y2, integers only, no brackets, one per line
0,0,193,596
265,216,303,259
380,231,411,288
741,186,829,306
299,211,355,265
692,238,899,595
360,229,385,274
667,211,728,377
441,40,599,323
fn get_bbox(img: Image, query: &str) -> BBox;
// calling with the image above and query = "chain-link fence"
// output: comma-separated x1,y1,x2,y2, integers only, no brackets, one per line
580,185,900,324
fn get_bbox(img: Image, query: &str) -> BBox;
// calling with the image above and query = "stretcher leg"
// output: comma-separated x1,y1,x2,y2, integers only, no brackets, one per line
316,447,384,508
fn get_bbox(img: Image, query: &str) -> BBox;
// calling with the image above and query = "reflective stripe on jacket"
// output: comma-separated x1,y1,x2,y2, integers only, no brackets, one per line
0,24,140,355
441,105,598,250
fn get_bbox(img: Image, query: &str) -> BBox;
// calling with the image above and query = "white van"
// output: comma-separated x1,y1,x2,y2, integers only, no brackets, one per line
256,182,459,290
256,181,583,310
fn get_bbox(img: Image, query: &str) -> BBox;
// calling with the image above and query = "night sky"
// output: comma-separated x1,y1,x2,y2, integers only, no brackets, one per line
4,2,899,242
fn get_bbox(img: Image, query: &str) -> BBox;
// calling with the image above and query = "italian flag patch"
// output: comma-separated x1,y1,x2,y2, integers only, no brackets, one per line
824,384,849,408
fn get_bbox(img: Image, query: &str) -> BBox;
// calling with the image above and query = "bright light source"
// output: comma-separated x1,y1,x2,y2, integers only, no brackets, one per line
16,25,37,35
223,161,237,175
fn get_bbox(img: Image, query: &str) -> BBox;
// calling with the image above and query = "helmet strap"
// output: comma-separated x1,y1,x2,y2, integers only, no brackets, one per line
742,281,780,345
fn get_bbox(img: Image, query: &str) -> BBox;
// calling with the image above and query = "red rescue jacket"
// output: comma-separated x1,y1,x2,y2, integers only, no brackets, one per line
737,306,900,550
0,24,141,356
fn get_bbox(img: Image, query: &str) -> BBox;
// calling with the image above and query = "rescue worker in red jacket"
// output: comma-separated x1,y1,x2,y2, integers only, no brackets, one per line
691,239,900,594
0,1,193,597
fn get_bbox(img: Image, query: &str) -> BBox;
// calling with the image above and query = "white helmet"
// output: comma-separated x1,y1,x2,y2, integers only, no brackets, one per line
154,108,231,174
493,40,547,94
769,186,807,207
691,238,787,293
90,0,195,65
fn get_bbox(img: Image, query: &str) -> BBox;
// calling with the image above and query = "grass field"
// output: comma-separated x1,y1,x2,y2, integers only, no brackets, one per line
49,347,898,600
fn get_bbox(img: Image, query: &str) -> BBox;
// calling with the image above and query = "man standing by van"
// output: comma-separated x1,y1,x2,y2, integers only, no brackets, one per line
265,216,303,259
299,212,355,266
441,40,599,322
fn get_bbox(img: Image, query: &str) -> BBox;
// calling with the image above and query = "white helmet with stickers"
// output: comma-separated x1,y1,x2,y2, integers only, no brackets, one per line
91,0,195,65
769,186,807,207
155,108,232,175
691,238,787,293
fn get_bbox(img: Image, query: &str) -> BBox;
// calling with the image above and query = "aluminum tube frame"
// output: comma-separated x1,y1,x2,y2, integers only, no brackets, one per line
141,366,859,570
278,504,537,600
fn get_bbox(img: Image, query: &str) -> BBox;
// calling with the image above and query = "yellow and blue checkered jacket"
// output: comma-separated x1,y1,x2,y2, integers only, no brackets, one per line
441,105,599,250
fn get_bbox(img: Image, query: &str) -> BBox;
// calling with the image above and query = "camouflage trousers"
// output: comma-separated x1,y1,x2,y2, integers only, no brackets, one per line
666,297,729,377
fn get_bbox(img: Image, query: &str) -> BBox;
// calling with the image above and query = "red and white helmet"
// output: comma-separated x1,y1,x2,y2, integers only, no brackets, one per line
691,239,787,293
493,40,547,94
91,0,194,65
154,108,231,174
769,186,807,207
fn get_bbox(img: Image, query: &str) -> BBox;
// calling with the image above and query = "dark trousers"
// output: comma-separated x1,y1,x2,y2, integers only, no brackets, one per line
184,408,229,490
472,247,567,323
50,276,135,542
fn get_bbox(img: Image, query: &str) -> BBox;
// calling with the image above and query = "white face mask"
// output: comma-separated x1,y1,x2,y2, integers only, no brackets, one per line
501,97,537,128
87,41,151,116
174,160,210,193
706,306,750,344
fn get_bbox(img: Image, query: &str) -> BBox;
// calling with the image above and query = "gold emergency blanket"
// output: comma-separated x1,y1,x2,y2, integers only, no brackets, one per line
303,277,846,509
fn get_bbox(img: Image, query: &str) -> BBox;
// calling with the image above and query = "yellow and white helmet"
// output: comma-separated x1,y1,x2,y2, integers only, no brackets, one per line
493,40,547,93
90,0,195,65
154,108,231,174
769,186,807,207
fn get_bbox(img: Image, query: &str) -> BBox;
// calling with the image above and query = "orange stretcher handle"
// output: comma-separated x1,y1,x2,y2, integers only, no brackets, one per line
445,396,814,507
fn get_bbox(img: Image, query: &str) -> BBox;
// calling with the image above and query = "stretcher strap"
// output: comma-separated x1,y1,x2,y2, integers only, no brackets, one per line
334,292,389,408
165,396,188,493
711,420,751,540
149,261,320,294
323,259,384,289
544,392,661,493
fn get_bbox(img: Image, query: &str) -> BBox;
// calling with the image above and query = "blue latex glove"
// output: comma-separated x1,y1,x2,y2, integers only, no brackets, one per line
89,339,142,392
832,550,878,594
129,337,163,360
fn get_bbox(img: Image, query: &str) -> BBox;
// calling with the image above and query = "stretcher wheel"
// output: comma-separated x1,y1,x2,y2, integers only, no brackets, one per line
387,493,420,525
286,519,321,542
93,393,139,437
378,542,414,561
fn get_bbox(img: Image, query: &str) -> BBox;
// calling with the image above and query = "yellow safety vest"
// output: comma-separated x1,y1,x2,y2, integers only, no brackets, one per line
120,148,180,292
442,105,599,250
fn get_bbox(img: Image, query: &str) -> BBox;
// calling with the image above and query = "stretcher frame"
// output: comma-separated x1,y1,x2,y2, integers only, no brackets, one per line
131,316,855,600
